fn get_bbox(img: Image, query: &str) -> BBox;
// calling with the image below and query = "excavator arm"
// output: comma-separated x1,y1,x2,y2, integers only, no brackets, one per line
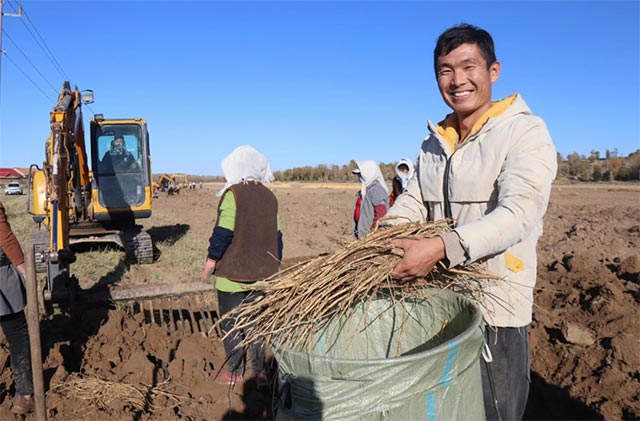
47,82,92,252
29,82,94,301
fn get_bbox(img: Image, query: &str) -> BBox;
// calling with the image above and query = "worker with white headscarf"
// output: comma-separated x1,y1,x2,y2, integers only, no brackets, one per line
389,157,415,207
351,160,389,238
201,145,282,386
216,145,275,197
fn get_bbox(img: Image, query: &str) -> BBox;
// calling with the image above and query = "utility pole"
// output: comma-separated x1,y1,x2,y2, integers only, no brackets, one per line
0,0,24,100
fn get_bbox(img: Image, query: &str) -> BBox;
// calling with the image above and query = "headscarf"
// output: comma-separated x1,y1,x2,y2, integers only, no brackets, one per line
354,160,388,199
395,157,415,190
217,145,274,197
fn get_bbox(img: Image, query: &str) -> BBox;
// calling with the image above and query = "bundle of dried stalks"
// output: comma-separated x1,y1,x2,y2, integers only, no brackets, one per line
220,219,497,353
52,373,186,413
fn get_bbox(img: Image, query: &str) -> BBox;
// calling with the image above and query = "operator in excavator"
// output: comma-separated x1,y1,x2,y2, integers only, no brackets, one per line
100,136,139,173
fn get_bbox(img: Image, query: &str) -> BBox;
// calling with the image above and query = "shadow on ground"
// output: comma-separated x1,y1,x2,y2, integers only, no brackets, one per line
222,357,277,420
147,224,190,261
524,371,602,420
147,224,190,245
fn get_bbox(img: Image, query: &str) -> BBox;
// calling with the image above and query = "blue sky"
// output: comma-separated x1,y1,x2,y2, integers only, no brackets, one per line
1,0,638,175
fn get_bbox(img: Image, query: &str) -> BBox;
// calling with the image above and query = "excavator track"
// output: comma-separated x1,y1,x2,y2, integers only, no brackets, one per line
122,228,154,264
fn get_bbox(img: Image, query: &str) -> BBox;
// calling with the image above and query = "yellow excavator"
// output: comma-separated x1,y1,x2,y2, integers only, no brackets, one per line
154,173,189,195
27,82,154,304
28,81,214,305
154,173,174,192
23,83,217,418
172,173,189,192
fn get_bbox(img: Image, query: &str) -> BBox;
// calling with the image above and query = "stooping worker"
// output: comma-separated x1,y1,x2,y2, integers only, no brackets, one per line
0,201,34,415
385,23,557,420
351,160,389,239
388,158,415,207
201,145,283,386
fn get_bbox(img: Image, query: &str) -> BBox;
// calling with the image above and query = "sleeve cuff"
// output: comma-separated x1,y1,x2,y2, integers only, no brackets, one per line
439,231,467,269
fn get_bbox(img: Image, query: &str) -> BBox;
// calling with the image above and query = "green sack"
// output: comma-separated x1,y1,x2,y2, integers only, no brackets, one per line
273,290,486,420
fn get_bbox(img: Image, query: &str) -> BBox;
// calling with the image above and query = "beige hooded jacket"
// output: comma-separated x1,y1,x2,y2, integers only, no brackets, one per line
386,94,557,327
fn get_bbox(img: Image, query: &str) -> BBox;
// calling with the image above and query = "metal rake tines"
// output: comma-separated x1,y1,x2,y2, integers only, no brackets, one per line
127,295,221,338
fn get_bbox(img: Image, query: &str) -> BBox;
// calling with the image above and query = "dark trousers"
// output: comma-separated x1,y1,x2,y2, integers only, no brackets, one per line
481,325,530,421
1,311,33,396
217,290,265,375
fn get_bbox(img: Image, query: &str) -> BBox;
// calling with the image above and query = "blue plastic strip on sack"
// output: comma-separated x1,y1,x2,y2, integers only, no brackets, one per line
441,339,459,387
426,339,459,420
426,392,437,421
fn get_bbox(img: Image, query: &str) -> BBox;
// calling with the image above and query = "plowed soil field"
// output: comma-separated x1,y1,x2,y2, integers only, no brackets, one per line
0,182,638,420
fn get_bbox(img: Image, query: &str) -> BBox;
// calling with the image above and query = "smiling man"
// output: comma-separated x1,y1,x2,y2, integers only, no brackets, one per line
385,23,557,420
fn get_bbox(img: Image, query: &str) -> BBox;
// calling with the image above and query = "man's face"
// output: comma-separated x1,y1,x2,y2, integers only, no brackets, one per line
113,139,125,154
436,42,500,122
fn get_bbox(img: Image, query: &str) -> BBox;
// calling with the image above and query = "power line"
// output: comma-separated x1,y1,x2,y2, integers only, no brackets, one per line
4,0,18,14
3,52,53,102
0,0,23,107
11,0,71,82
2,28,57,94
3,1,97,114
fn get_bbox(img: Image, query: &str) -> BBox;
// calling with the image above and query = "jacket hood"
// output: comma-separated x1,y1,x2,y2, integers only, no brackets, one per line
429,93,530,153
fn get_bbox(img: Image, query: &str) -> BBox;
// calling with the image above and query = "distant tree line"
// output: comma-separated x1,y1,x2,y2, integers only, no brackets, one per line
557,148,640,182
272,160,415,183
175,149,640,183
273,149,640,183
174,161,409,184
185,175,225,183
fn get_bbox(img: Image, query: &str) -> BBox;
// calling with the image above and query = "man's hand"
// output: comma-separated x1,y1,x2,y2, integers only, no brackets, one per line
201,258,216,282
390,236,446,281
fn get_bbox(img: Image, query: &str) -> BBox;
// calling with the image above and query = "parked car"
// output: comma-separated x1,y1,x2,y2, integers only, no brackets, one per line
4,182,23,195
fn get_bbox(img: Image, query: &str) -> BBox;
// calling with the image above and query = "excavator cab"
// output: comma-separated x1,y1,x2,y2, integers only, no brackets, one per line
90,116,152,223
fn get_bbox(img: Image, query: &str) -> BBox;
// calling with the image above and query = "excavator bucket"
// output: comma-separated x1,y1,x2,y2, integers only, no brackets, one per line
83,282,221,337
127,291,222,337
31,270,221,338
31,228,217,337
